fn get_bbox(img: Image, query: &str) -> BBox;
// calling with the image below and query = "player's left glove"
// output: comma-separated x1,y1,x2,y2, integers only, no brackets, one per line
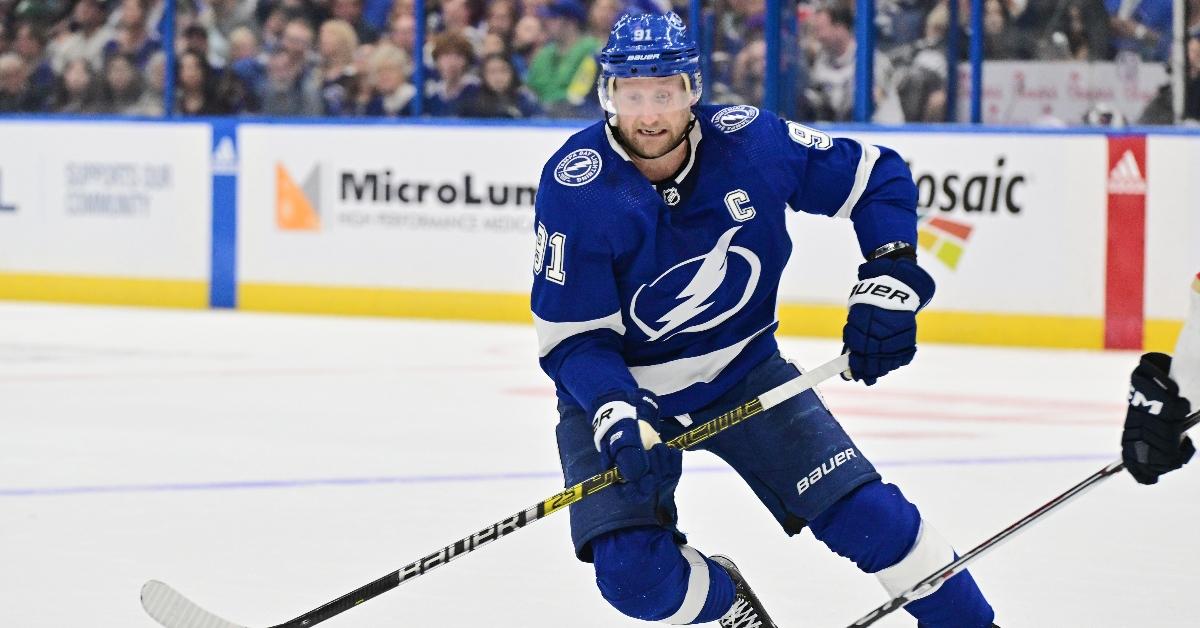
842,255,935,386
1122,352,1195,485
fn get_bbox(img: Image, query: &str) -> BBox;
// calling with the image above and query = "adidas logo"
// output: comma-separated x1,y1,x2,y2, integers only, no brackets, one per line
1107,150,1146,195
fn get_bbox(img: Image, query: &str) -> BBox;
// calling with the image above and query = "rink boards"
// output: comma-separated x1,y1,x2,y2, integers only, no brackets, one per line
0,118,1196,351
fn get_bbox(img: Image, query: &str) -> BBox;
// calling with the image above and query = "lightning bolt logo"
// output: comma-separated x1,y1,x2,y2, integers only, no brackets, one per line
630,226,761,342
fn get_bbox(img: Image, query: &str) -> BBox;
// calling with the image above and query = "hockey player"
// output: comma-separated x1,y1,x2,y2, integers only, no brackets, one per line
531,12,996,627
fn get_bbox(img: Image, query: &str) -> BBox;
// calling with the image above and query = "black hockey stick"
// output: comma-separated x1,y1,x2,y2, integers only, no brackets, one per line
847,408,1200,628
141,354,851,628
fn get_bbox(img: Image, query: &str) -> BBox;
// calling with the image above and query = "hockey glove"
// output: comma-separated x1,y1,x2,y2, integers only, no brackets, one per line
842,256,935,385
1122,352,1195,485
592,390,682,503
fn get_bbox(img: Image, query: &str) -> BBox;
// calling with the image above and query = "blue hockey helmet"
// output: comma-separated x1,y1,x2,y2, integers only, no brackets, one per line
597,11,702,115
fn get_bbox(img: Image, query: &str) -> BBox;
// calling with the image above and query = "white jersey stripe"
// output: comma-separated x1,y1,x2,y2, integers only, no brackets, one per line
833,141,881,219
629,324,773,395
533,311,626,358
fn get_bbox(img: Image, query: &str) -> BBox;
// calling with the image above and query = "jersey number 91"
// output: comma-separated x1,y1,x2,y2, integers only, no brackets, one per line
534,222,567,285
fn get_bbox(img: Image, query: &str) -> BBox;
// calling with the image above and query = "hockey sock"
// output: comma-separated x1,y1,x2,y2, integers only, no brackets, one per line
592,526,736,624
809,481,994,628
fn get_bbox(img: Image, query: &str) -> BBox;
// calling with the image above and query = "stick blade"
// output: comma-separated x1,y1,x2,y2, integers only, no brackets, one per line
141,580,250,628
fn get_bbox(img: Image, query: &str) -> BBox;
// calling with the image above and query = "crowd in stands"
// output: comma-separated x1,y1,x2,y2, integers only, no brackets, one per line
0,0,1194,121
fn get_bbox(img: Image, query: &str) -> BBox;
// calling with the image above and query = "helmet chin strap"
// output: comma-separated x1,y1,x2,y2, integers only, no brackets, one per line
607,112,697,162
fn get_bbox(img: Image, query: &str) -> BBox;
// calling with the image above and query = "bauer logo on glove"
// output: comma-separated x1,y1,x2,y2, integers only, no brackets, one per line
842,255,935,386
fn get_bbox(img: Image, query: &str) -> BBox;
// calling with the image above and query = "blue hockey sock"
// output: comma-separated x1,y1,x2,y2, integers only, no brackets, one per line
809,481,994,628
592,526,736,624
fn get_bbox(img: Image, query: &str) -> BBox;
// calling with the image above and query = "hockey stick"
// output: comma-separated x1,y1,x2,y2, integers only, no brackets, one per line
847,408,1200,628
141,353,851,628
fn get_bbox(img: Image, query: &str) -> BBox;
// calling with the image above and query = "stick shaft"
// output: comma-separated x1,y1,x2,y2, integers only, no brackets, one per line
848,408,1200,628
268,354,849,628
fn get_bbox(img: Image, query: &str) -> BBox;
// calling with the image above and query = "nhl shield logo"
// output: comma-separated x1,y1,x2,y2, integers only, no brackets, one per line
554,149,603,187
712,105,759,133
662,187,681,206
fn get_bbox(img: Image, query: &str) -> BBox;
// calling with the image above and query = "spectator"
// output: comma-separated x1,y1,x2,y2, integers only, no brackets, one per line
982,0,1021,59
1106,0,1173,61
587,0,622,40
227,25,259,64
730,37,766,104
238,16,315,101
363,42,416,116
387,11,416,55
259,4,290,52
460,52,542,118
875,0,935,50
100,52,145,113
525,0,598,115
892,2,950,121
208,0,257,39
129,49,165,115
481,32,508,58
425,30,479,116
182,22,223,69
176,49,230,114
0,52,43,111
486,0,520,41
361,0,392,34
1077,0,1118,58
48,56,103,112
1187,34,1199,120
259,48,321,115
11,22,54,96
0,22,9,58
48,0,112,72
510,14,545,78
387,0,416,34
331,0,379,44
805,4,902,122
351,41,376,109
712,0,765,86
439,0,483,50
317,19,359,115
104,0,162,68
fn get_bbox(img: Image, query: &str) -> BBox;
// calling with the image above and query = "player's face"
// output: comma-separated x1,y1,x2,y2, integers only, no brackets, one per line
611,76,693,160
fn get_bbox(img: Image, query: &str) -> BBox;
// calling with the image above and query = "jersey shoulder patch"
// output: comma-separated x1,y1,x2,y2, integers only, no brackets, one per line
709,104,760,133
553,148,603,187
542,122,609,189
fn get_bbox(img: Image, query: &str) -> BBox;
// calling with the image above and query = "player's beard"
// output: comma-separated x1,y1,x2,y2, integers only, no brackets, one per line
612,114,696,161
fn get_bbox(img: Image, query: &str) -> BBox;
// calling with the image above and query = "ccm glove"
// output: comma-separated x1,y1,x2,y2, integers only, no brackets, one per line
592,389,681,503
1122,352,1195,485
842,256,935,386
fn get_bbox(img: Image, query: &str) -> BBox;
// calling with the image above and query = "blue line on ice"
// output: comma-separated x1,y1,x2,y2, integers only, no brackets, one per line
0,453,1114,497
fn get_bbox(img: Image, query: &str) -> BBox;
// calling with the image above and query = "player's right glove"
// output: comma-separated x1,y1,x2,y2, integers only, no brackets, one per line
1122,352,1195,485
592,389,682,503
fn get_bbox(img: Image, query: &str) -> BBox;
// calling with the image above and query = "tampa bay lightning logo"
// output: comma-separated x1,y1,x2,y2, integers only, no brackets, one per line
712,105,759,133
554,149,603,187
630,226,762,342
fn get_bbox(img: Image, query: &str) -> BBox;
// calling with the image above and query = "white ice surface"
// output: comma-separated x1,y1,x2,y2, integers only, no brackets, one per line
1,303,1197,627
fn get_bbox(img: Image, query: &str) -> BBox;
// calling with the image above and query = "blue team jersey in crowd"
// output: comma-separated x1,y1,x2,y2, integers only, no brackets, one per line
531,104,918,419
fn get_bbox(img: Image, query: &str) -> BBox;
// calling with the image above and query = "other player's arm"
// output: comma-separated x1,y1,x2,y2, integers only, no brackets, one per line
778,118,934,385
1121,352,1195,484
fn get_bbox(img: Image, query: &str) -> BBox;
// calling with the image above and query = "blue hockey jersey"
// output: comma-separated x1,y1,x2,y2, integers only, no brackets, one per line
531,104,918,420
